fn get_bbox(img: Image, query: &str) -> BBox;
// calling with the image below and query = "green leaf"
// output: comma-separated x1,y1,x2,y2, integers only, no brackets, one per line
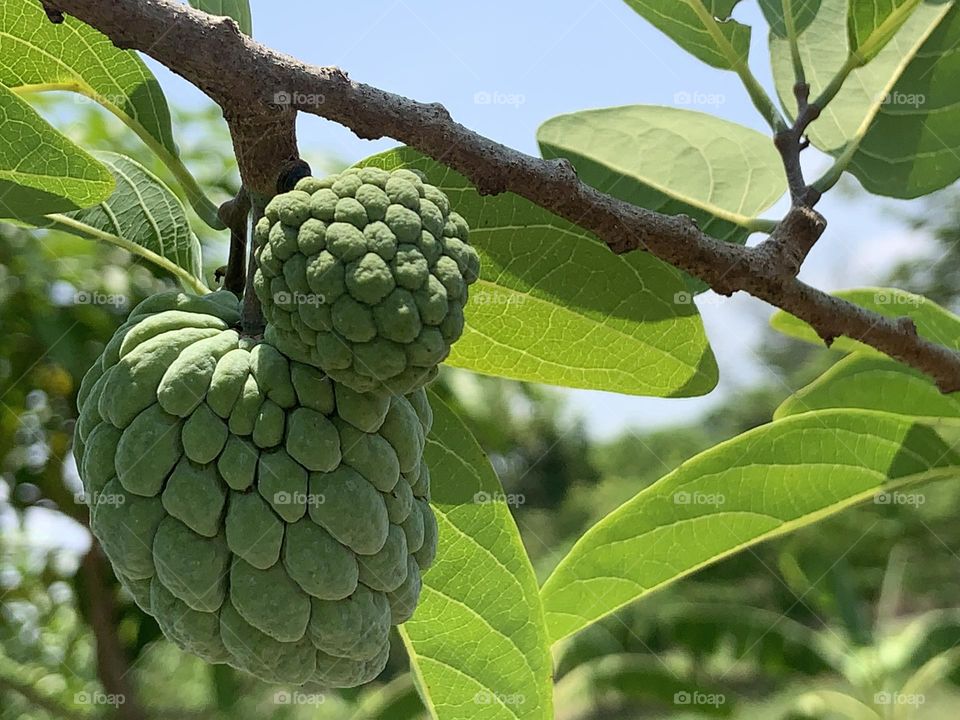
848,0,925,62
540,409,959,644
0,0,224,227
187,0,253,36
770,287,960,352
0,83,113,218
771,0,960,198
22,151,206,293
775,353,960,422
356,147,718,398
537,105,786,233
402,392,552,720
759,0,822,36
622,1,752,69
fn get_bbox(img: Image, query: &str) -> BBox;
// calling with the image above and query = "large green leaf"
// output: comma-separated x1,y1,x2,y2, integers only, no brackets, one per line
770,287,960,352
402,393,552,720
775,353,960,423
759,0,823,36
848,0,926,61
22,152,206,293
540,409,960,644
356,148,718,397
0,0,223,227
771,0,960,198
187,0,253,35
0,83,113,218
622,1,752,69
538,105,786,237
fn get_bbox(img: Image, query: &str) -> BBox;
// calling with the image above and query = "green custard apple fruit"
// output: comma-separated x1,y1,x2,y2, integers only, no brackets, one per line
253,167,480,394
73,291,437,688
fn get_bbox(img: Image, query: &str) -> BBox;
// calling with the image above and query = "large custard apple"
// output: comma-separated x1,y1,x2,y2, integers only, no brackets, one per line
253,167,480,393
73,291,437,688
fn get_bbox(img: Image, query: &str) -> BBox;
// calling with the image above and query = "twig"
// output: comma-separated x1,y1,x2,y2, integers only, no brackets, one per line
218,189,250,296
773,82,821,207
50,0,960,392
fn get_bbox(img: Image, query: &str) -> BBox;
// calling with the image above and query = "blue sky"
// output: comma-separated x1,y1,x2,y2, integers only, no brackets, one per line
146,0,932,438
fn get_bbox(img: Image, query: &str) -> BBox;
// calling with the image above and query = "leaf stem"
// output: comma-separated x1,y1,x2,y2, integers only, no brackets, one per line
219,189,251,295
14,83,225,230
811,54,860,110
45,213,210,294
686,1,788,132
241,196,266,336
783,0,807,89
812,140,859,194
744,217,780,233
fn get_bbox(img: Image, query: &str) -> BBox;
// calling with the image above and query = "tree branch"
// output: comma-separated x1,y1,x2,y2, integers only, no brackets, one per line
50,0,960,393
78,544,147,720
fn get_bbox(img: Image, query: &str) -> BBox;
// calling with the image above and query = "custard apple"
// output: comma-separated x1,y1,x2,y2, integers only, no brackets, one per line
252,167,480,393
73,291,437,687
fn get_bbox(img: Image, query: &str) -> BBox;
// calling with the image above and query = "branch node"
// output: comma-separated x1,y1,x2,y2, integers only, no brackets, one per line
757,205,827,277
551,157,578,183
276,158,312,193
678,213,700,232
219,15,242,36
428,102,451,121
896,316,919,337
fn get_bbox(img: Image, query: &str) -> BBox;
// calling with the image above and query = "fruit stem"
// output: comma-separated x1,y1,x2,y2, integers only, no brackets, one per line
242,194,268,336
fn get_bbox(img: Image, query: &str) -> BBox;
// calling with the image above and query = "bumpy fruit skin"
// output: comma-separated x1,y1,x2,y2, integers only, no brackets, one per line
74,291,437,688
253,167,480,393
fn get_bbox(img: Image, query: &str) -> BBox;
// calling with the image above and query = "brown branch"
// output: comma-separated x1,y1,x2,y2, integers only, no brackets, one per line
50,0,960,393
78,544,147,720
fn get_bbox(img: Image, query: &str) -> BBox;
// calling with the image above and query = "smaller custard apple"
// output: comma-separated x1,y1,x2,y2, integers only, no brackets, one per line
253,167,480,394
74,290,437,688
